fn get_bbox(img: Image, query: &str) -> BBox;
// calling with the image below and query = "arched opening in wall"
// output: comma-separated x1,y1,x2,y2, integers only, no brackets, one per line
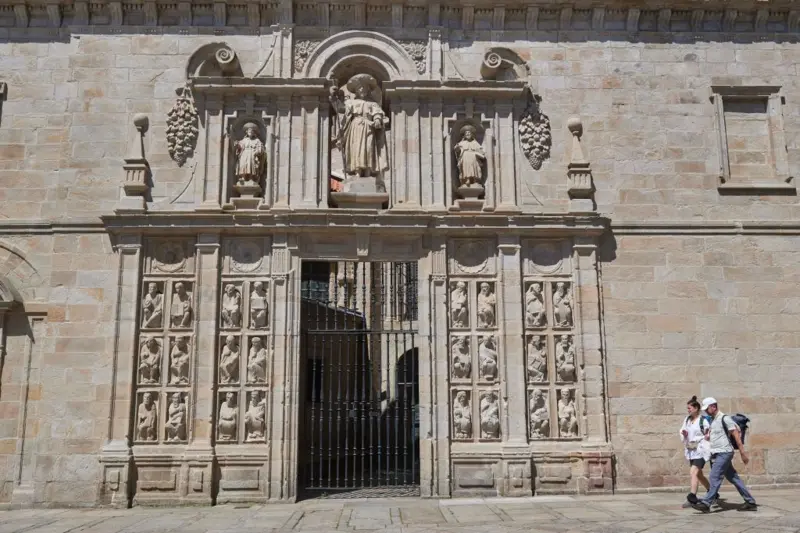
297,260,420,498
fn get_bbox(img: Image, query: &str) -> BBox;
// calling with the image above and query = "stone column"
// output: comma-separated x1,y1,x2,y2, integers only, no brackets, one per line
99,234,141,507
183,233,220,504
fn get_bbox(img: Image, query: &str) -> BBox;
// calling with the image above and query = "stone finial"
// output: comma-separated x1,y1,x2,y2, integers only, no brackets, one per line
566,116,596,213
116,114,151,214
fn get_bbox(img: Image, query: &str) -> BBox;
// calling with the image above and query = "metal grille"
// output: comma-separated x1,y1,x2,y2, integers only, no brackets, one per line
299,261,420,497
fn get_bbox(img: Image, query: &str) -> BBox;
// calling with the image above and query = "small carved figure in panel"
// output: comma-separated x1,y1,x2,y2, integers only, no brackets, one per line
219,335,240,384
525,282,546,328
218,391,238,442
234,122,266,187
136,392,158,442
556,335,577,382
245,391,266,441
170,282,193,328
480,391,500,439
450,281,469,328
558,389,578,438
249,281,269,329
165,392,187,442
221,284,242,328
138,336,162,384
451,336,471,380
169,336,190,385
478,335,498,381
329,74,389,179
526,335,547,383
455,124,486,188
141,282,163,329
529,389,550,439
453,391,472,439
553,282,573,328
247,337,267,383
476,282,496,328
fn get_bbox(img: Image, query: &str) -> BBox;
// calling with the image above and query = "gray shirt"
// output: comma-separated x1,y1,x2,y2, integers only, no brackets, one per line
708,411,740,454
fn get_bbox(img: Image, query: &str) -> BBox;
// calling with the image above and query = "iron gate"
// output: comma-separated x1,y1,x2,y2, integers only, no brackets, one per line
299,260,420,497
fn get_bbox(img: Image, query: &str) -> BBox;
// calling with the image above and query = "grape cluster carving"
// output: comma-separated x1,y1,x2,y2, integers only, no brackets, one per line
166,83,199,167
518,99,552,171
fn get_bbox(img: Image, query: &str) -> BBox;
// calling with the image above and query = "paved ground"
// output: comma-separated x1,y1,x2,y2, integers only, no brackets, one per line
2,489,800,533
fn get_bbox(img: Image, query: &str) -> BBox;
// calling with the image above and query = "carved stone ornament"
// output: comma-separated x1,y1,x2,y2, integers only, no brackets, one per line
556,335,577,383
526,335,547,383
166,83,199,167
453,391,472,439
558,389,579,438
170,282,193,328
153,242,186,273
454,124,486,200
231,241,263,274
141,282,164,329
138,336,162,384
400,40,427,74
294,40,320,72
451,336,471,380
249,281,269,329
480,391,500,439
245,391,266,441
219,335,240,384
478,335,498,381
218,392,238,442
529,389,550,439
476,282,496,328
525,282,546,328
518,94,552,171
453,240,489,274
165,392,187,442
529,241,564,275
221,284,242,328
137,392,158,442
553,282,573,328
169,336,190,385
233,122,266,188
449,281,469,328
247,337,267,383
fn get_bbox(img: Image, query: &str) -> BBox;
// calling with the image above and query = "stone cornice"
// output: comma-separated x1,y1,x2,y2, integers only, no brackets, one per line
1,1,799,35
190,77,330,97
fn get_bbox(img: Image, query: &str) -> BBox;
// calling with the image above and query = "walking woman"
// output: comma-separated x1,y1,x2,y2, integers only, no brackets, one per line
679,395,711,507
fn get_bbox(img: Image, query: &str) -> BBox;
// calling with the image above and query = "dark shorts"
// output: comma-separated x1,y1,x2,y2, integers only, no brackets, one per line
689,458,706,468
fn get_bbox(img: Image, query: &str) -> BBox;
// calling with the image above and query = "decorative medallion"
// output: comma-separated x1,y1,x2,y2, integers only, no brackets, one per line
153,242,186,273
400,40,427,74
530,242,563,274
453,240,489,274
166,83,199,167
230,240,263,273
519,96,552,171
293,40,320,72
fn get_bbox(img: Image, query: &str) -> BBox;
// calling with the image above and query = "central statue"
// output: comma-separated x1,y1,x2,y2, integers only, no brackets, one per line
329,73,389,179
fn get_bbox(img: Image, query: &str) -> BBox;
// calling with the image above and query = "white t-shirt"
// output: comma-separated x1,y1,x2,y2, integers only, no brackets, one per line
679,415,709,460
708,412,740,454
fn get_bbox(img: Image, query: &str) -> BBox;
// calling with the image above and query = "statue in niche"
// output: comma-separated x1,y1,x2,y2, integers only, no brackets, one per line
221,284,242,328
453,391,472,439
234,122,266,186
476,282,496,328
218,392,238,441
249,281,268,329
478,335,498,381
558,389,578,437
553,282,573,328
451,336,471,380
450,281,469,328
138,336,162,384
525,282,546,328
329,74,389,179
245,391,266,441
247,337,267,383
526,335,547,382
165,393,187,441
480,391,500,439
529,389,550,438
169,336,190,385
556,335,577,382
170,282,193,328
141,282,163,329
219,335,240,384
137,392,158,441
455,124,486,188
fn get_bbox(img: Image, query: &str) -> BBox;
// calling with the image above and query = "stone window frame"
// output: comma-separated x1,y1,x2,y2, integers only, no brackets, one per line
711,85,795,193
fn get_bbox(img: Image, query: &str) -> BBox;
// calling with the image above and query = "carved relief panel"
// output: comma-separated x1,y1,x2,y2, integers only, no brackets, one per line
135,239,196,445
216,238,272,444
522,240,579,441
448,239,500,442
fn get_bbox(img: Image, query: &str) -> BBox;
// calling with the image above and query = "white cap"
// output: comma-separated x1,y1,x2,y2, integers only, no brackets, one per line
701,397,717,411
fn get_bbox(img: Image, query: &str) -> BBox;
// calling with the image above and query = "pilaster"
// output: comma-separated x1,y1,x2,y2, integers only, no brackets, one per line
198,96,224,211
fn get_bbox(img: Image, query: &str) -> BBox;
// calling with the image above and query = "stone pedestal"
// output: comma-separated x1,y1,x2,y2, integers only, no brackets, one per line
330,176,389,209
232,182,263,210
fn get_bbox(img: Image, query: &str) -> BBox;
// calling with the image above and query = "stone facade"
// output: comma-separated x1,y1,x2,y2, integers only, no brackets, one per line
0,0,799,507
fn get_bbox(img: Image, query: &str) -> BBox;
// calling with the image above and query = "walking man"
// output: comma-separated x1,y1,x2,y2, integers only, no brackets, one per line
691,397,757,512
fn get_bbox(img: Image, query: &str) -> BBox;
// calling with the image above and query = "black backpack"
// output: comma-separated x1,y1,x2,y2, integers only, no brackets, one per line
721,413,750,449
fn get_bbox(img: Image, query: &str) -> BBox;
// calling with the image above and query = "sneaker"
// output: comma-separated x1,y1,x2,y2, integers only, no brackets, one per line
738,502,758,512
681,501,692,508
691,501,711,513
